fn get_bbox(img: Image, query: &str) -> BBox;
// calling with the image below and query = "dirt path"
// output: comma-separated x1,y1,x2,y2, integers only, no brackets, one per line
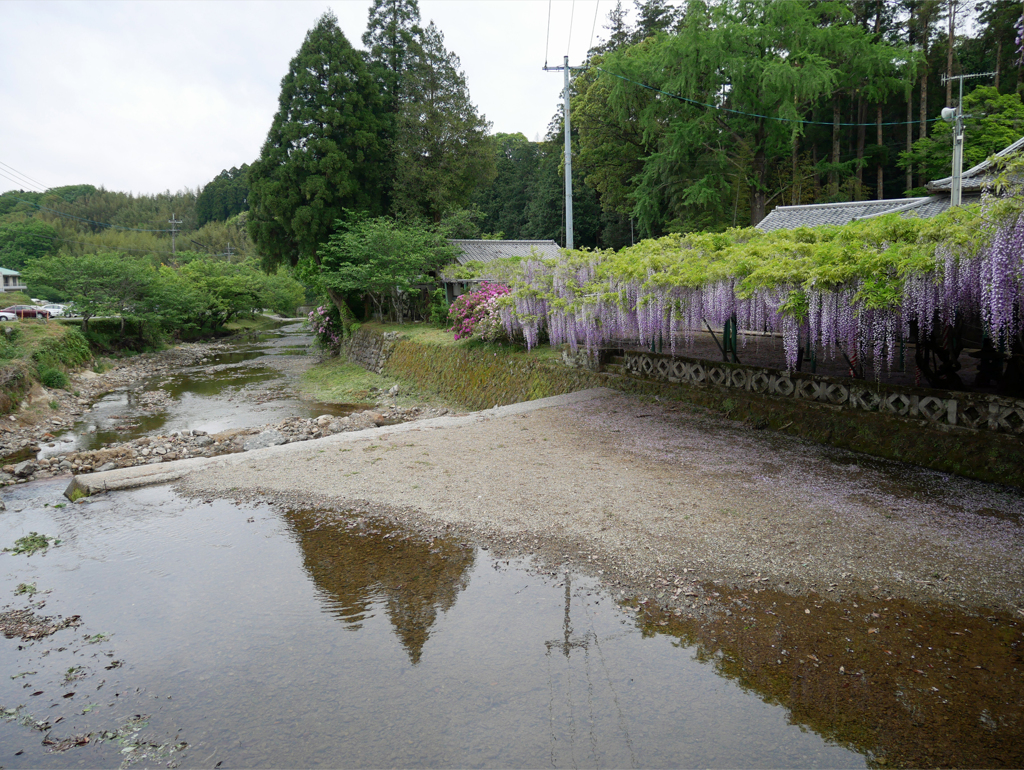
170,388,1024,618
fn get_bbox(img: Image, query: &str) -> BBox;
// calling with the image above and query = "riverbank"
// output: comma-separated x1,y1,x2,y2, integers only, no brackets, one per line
0,333,457,485
162,387,1024,619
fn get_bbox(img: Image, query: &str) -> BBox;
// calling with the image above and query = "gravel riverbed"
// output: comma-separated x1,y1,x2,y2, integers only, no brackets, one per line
174,389,1024,619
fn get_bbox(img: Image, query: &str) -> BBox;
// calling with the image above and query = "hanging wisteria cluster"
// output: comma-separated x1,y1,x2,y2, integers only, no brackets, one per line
498,203,1024,375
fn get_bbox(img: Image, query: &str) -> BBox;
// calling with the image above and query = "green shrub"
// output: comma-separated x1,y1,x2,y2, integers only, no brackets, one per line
32,328,91,371
39,367,68,389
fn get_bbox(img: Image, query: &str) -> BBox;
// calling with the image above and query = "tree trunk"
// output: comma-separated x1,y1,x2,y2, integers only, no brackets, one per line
856,96,866,199
831,95,841,197
919,69,929,187
749,123,768,225
791,134,800,206
877,104,884,199
906,89,914,192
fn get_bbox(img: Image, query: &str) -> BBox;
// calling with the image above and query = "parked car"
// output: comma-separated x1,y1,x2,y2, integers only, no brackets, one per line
0,311,16,322
1,305,51,319
41,304,66,317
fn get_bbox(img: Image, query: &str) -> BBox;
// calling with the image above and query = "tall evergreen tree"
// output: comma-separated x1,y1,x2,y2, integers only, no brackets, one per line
362,0,423,210
391,22,495,222
247,12,386,275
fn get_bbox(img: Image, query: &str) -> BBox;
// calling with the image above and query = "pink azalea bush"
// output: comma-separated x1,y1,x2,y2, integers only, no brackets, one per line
307,304,342,354
448,282,511,342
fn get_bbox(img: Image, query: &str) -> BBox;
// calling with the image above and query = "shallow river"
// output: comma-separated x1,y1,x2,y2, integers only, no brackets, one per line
39,323,358,458
0,479,866,768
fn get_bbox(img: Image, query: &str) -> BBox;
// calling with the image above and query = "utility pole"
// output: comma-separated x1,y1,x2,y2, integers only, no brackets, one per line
168,213,182,257
939,71,996,206
543,56,585,250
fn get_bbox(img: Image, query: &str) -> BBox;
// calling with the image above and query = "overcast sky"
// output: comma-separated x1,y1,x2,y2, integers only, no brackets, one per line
0,0,631,197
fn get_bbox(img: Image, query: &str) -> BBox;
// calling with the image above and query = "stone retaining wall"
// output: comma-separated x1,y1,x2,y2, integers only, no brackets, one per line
344,328,401,374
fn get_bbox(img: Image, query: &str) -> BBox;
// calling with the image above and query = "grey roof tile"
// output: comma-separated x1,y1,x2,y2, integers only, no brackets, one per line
757,198,933,232
927,135,1024,192
448,239,562,265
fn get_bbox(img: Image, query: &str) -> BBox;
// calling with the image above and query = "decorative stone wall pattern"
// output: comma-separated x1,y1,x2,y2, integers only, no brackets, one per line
623,349,1024,438
344,329,400,374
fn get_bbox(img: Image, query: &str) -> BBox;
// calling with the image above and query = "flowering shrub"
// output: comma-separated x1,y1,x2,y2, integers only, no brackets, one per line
448,282,511,342
307,304,342,355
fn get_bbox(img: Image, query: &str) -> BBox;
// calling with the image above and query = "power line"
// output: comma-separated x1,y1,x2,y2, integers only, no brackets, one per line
588,0,600,54
594,65,943,127
566,0,576,57
545,0,553,68
0,161,48,194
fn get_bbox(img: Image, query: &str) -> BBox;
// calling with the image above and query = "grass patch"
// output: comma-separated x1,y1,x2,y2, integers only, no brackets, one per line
360,321,563,362
300,357,448,408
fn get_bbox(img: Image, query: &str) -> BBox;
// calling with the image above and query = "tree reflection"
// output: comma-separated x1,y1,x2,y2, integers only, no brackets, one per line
285,509,475,664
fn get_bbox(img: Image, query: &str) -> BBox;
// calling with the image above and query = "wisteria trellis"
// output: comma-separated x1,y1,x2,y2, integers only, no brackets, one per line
498,203,1024,375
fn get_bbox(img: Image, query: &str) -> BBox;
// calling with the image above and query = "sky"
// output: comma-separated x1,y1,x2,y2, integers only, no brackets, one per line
0,0,627,198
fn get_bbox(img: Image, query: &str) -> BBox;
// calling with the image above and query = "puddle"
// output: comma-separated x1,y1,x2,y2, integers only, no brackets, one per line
0,480,875,768
37,324,366,457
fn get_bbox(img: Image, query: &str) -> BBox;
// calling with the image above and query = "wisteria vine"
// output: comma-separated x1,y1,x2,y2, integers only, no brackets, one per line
495,199,1024,374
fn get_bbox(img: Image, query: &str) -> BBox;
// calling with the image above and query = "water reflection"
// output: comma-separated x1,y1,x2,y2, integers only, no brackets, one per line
285,510,475,664
634,585,1024,768
13,478,1023,766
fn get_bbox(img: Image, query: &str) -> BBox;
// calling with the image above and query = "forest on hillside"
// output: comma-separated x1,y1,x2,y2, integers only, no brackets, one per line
2,0,1022,277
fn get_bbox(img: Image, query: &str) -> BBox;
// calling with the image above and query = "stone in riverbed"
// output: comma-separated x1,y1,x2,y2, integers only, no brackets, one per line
13,461,37,478
242,430,287,451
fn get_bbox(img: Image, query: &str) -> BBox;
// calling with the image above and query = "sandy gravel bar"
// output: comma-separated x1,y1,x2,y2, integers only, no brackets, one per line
74,387,1024,616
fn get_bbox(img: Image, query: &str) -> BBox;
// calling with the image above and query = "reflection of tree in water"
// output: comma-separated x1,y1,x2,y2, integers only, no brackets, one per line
285,509,475,664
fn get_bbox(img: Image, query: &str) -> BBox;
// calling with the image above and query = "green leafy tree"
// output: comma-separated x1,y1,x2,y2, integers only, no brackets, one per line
22,252,155,335
363,0,423,211
311,217,457,323
196,166,249,226
247,11,386,285
391,22,495,222
0,220,57,270
472,133,542,238
595,0,898,230
178,257,266,329
899,86,1024,185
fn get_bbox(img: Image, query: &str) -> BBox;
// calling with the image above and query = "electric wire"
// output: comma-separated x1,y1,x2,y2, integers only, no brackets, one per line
0,162,48,195
588,0,600,54
567,0,576,57
594,65,942,127
544,0,553,68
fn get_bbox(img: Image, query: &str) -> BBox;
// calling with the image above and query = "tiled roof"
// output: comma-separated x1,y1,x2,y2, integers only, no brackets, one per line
927,135,1024,192
447,240,562,264
757,197,943,232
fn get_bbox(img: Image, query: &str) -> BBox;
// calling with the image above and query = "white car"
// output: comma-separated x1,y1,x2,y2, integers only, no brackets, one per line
0,311,15,322
41,304,66,317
